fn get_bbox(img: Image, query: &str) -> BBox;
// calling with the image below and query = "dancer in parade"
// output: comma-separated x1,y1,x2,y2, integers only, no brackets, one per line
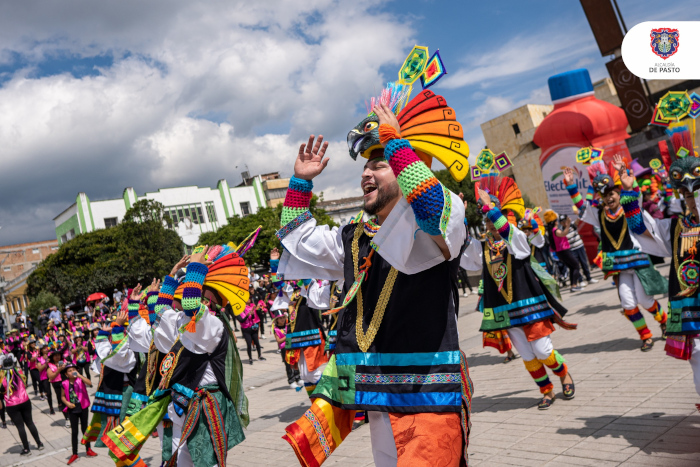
613,149,700,401
278,82,473,464
461,174,576,409
564,160,668,351
61,361,97,464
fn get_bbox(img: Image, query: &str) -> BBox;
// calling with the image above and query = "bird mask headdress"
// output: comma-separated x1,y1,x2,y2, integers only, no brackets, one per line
347,46,471,182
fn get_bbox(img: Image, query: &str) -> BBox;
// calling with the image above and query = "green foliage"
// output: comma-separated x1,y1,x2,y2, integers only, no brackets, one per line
27,200,184,305
522,194,536,209
432,169,481,227
199,195,337,269
25,290,61,321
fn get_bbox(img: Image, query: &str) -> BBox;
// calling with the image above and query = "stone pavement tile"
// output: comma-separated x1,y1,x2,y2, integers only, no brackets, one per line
546,454,621,466
562,446,638,462
491,453,558,466
620,452,700,467
506,440,576,455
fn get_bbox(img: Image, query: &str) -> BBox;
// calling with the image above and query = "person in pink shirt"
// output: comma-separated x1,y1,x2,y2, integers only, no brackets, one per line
60,361,97,465
36,345,52,408
0,353,44,456
47,349,70,425
237,299,265,364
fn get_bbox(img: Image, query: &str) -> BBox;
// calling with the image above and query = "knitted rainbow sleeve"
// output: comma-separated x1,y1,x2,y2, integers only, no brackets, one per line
155,275,178,315
566,184,584,209
385,138,450,237
146,292,158,313
127,300,140,322
181,262,208,318
663,182,674,205
483,205,512,242
110,326,125,351
620,188,647,235
585,185,595,204
96,329,110,341
280,176,314,227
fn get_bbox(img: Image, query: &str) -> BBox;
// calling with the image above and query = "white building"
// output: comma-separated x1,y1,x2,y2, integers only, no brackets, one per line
54,177,268,248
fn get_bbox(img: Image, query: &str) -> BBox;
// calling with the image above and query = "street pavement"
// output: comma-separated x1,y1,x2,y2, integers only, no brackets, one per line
2,263,699,466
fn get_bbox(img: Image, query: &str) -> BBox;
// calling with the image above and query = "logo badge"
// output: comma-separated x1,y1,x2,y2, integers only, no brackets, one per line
650,28,679,60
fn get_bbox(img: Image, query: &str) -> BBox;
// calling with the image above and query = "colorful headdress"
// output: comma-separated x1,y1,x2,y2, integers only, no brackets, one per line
650,91,700,192
587,159,620,195
347,46,470,182
175,248,250,315
474,173,525,219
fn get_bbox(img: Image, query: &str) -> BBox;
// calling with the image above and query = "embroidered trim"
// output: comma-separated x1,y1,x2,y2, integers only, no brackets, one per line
304,409,330,458
355,373,461,385
276,211,313,241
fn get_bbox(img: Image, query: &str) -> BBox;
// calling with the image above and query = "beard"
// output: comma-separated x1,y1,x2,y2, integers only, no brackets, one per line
364,181,400,215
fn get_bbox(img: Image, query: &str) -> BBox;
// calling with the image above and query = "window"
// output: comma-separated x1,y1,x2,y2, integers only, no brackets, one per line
104,217,118,228
51,246,59,250
3,266,10,272
512,123,520,135
265,188,288,200
61,234,68,244
205,202,219,229
32,262,38,267
240,202,251,216
165,203,207,231
32,248,39,254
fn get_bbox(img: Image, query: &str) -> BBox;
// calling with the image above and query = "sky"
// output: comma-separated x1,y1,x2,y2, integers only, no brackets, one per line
1,0,699,246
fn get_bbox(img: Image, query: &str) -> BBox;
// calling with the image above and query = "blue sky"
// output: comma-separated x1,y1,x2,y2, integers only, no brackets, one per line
0,0,698,246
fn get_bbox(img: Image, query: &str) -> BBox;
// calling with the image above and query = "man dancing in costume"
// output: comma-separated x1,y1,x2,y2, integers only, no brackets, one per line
278,94,473,464
614,145,700,402
461,176,575,409
564,161,668,351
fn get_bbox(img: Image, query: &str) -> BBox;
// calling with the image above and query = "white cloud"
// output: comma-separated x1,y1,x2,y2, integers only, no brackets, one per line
0,0,412,244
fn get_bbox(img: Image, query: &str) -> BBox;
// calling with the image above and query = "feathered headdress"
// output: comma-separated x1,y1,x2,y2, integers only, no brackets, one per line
587,159,620,195
474,172,525,219
348,46,470,182
175,248,250,316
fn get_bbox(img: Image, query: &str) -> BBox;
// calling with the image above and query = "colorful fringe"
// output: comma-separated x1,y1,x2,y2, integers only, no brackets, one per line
540,350,568,378
523,358,553,394
281,176,313,227
620,188,647,235
166,388,228,467
665,334,696,360
624,307,652,340
385,138,449,237
647,301,667,324
485,205,512,243
566,183,584,209
283,399,356,467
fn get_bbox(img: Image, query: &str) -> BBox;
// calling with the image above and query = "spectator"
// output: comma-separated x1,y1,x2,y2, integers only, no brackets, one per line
566,219,598,287
0,353,44,456
112,288,122,304
0,315,5,339
64,306,74,321
49,307,62,326
38,310,49,335
546,214,583,293
11,315,23,332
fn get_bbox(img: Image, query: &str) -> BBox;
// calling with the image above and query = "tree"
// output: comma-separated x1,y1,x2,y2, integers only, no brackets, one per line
199,195,337,269
27,200,183,305
433,169,482,227
25,290,61,321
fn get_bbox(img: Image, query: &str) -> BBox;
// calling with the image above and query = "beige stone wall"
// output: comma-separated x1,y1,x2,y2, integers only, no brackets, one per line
480,104,553,210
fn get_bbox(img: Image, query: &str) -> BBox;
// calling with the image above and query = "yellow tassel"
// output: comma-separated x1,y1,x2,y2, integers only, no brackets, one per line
184,317,197,333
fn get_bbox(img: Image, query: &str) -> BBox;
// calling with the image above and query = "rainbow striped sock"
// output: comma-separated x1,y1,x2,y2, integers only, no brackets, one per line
540,350,568,378
524,358,553,394
647,301,667,324
624,307,652,340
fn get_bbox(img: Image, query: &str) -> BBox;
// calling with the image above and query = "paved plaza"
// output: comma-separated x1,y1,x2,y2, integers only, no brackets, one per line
2,264,699,466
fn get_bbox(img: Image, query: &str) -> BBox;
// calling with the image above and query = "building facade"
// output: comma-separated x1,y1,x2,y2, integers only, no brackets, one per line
54,177,268,247
0,240,60,328
241,171,290,207
316,196,364,226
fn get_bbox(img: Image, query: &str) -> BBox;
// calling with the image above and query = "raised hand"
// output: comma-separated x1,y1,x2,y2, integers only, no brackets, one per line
170,255,191,276
613,154,635,191
477,189,492,209
114,308,128,327
190,245,210,265
294,135,329,181
147,278,161,294
563,167,575,186
270,247,280,261
130,284,142,301
373,103,401,146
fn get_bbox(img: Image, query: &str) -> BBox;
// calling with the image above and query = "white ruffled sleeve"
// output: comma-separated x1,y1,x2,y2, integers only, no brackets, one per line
278,219,345,281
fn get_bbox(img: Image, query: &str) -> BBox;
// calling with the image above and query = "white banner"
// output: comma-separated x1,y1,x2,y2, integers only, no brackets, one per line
541,147,591,217
622,21,700,80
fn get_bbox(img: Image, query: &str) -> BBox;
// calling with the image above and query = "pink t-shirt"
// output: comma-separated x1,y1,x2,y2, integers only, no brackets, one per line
274,327,286,350
28,351,38,370
552,232,570,252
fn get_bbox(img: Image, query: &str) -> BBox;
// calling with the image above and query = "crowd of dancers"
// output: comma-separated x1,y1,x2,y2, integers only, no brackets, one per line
2,63,699,467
